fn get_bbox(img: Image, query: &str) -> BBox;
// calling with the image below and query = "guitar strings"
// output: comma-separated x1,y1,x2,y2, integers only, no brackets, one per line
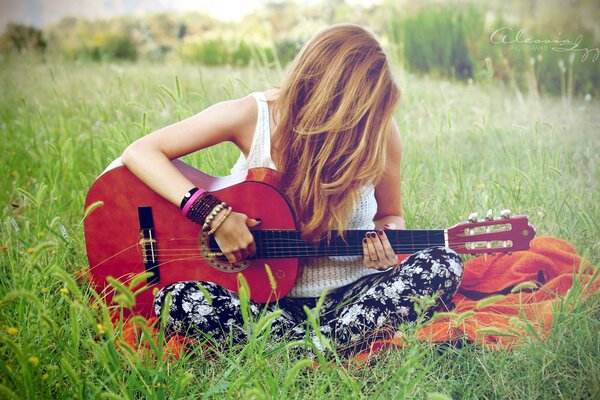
145,239,512,258
151,239,499,249
155,236,508,248
85,221,523,290
148,237,511,251
86,236,514,276
159,235,502,245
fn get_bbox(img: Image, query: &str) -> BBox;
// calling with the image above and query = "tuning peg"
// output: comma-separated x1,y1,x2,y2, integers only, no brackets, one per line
468,212,478,223
500,209,512,219
486,209,493,221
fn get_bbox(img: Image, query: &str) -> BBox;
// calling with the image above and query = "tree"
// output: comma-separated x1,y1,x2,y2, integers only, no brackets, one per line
0,23,46,55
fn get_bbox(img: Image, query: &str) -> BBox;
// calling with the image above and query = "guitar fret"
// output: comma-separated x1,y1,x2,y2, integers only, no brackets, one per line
280,230,286,258
270,230,276,258
287,230,296,257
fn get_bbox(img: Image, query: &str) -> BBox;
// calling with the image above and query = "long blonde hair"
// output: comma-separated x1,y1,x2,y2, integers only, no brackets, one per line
271,24,400,243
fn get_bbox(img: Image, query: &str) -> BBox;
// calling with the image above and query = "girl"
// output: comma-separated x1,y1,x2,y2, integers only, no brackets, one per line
121,24,463,357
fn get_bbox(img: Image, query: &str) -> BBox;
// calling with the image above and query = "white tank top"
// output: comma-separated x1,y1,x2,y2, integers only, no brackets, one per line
230,92,380,298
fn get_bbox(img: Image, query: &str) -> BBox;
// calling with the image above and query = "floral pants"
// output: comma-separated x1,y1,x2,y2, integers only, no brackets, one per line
153,247,464,357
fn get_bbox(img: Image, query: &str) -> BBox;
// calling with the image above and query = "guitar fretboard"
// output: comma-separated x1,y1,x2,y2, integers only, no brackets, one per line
209,230,446,258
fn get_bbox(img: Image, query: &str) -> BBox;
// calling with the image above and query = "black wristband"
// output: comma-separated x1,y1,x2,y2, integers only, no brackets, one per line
180,187,201,210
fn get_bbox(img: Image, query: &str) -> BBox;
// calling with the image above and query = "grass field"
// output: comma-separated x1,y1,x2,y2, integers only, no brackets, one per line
1,58,599,399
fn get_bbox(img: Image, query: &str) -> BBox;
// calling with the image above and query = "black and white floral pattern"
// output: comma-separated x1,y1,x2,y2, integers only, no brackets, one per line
153,246,464,357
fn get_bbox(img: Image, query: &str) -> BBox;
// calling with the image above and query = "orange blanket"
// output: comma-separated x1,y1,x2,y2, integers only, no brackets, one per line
354,236,599,362
112,237,599,361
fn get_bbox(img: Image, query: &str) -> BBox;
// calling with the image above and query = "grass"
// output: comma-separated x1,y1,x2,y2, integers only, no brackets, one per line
0,57,599,399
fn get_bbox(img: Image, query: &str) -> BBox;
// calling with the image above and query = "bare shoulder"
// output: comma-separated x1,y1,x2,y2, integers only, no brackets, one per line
263,88,280,102
387,117,402,160
373,117,403,220
224,94,258,125
262,88,280,133
225,94,260,152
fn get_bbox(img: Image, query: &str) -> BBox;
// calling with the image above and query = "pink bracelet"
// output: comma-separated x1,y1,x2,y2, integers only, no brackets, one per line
181,188,207,216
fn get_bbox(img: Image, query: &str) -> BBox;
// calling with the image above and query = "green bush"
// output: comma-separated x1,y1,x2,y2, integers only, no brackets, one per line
44,17,137,61
401,6,483,80
274,38,303,65
85,31,138,61
0,23,46,56
179,37,276,67
527,28,598,96
389,5,599,97
179,37,229,65
231,40,253,66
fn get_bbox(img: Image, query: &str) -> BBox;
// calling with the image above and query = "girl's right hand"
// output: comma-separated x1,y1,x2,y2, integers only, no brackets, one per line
211,210,261,263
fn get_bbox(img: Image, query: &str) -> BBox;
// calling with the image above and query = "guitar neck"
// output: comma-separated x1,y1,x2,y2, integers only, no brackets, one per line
226,229,447,259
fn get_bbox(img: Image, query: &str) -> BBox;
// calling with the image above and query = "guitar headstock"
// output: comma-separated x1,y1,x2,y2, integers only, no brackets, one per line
447,209,536,255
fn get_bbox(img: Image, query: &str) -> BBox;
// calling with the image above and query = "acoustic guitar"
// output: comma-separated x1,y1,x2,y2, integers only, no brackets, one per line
84,159,536,317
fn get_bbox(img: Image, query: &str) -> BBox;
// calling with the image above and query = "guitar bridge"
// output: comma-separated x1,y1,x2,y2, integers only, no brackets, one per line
139,236,157,263
138,206,161,284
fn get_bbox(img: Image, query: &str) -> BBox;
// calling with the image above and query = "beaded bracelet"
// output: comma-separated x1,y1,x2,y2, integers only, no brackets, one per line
205,207,233,236
202,202,228,232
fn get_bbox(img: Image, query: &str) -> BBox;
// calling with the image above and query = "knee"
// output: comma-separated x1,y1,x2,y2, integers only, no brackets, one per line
401,246,463,289
429,247,464,280
153,281,216,319
424,247,464,301
153,282,180,318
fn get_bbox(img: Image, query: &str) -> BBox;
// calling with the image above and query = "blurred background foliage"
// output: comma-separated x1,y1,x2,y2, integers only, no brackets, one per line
0,0,598,97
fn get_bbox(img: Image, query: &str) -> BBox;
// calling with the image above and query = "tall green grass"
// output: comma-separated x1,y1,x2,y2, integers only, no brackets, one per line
0,58,599,399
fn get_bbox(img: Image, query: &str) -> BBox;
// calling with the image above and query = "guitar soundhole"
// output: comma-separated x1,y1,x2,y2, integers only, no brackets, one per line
198,234,251,273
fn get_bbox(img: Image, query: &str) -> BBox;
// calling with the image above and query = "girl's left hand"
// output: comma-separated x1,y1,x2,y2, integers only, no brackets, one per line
362,224,398,271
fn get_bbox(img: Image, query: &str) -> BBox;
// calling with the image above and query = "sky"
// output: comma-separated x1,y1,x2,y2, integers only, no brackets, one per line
0,0,262,31
0,0,379,31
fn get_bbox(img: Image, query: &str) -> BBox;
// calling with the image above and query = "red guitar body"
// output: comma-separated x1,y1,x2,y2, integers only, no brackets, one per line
84,159,299,317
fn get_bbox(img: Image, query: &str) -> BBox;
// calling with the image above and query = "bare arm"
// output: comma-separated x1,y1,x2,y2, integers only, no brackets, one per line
121,95,258,205
363,118,406,270
373,117,405,230
121,95,260,263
